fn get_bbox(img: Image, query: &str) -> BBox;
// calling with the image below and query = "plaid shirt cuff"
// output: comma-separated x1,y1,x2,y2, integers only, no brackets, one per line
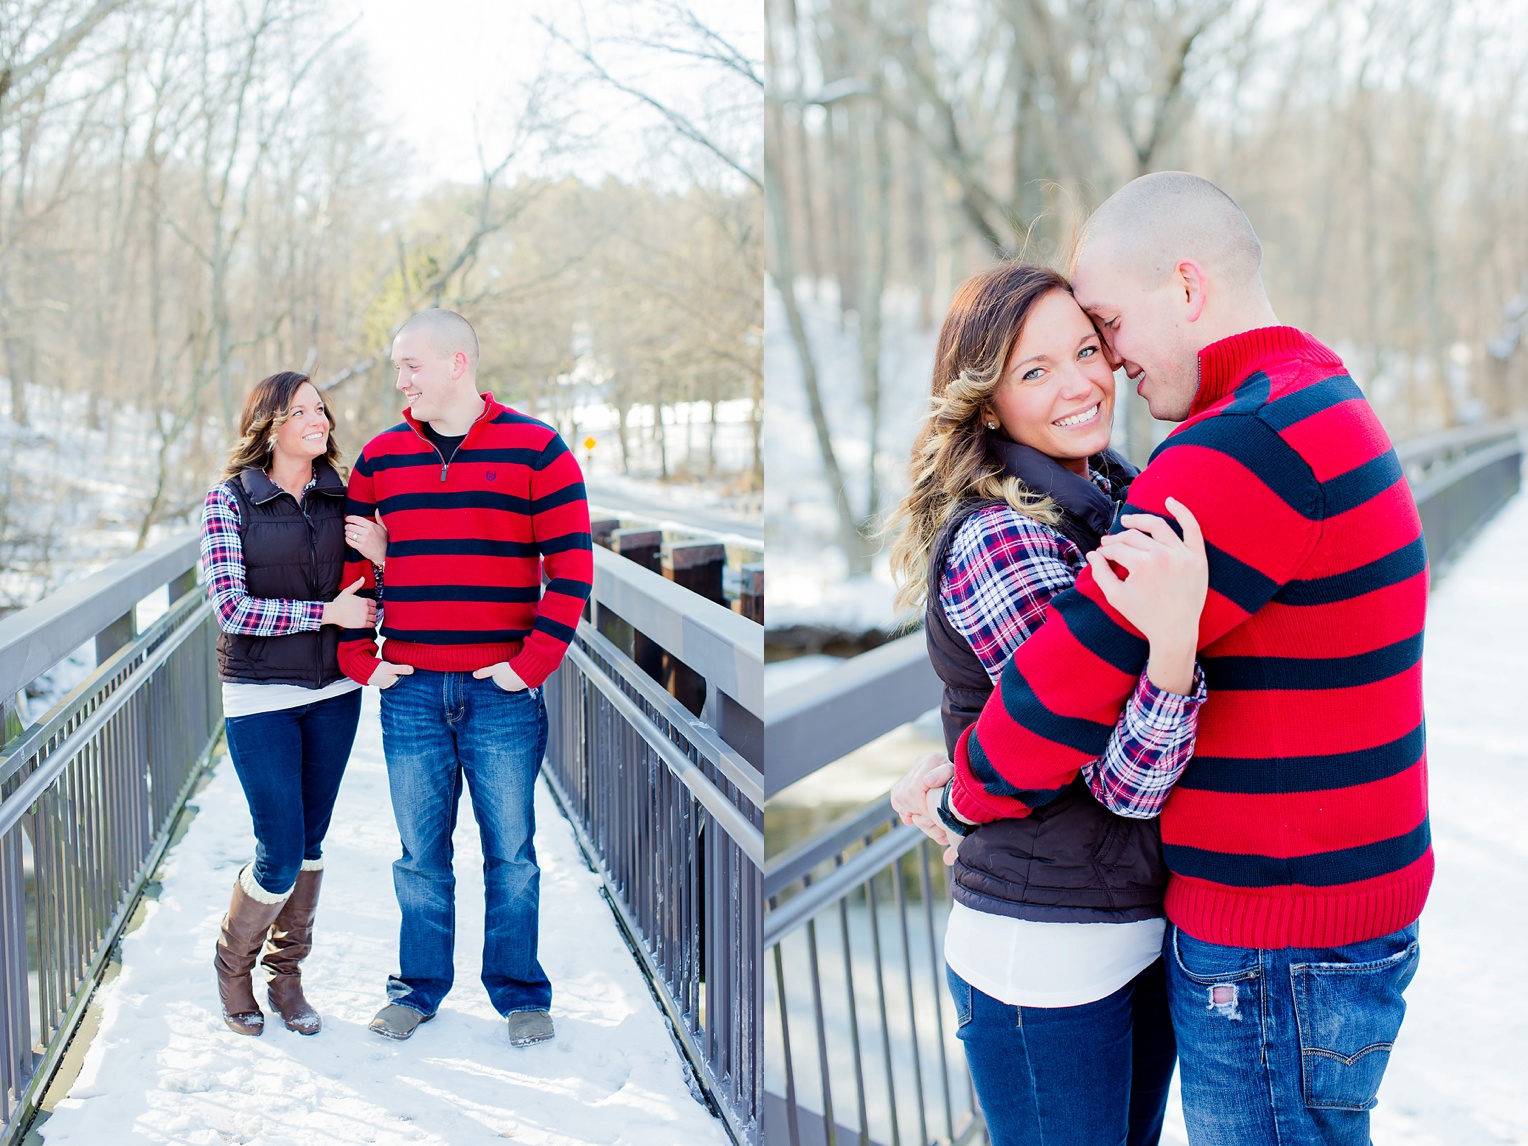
1085,662,1207,819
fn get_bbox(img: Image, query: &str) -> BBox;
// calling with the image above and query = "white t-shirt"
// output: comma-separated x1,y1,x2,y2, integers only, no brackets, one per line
222,676,361,720
944,901,1164,1009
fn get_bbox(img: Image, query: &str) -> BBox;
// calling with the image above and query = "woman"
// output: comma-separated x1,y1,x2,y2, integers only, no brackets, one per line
200,370,386,1037
887,263,1208,1146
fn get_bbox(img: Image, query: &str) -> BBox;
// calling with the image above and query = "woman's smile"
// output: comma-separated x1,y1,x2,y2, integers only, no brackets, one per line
1053,403,1101,429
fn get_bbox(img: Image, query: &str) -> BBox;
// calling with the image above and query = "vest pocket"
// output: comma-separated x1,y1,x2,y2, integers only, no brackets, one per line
1290,938,1419,1111
1091,816,1127,866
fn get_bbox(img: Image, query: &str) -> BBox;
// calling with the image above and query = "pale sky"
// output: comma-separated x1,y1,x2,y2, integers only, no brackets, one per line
346,0,760,193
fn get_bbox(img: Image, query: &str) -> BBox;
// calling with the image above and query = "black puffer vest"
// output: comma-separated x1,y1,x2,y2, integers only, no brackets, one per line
926,435,1168,923
215,459,348,688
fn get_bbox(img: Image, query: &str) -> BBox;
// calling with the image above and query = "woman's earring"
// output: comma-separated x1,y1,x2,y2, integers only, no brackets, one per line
986,420,998,430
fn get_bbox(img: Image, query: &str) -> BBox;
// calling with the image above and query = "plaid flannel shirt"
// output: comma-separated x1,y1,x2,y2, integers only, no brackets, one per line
940,490,1206,820
200,481,327,637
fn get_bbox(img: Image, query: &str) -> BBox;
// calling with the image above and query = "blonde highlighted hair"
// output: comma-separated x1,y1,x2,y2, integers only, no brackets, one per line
220,371,346,481
887,263,1074,615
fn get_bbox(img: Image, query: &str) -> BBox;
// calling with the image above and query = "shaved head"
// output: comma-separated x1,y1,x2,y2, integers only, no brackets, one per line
396,308,480,371
1070,172,1278,423
1074,171,1262,288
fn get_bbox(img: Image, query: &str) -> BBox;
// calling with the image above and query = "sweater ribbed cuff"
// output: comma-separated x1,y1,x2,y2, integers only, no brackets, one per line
508,645,561,690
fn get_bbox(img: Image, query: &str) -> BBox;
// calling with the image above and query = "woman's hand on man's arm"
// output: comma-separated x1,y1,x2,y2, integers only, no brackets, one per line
346,512,388,566
320,577,375,629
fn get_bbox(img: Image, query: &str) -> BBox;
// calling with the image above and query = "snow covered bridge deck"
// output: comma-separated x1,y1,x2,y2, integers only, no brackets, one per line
0,540,762,1146
35,689,729,1146
1366,481,1528,1144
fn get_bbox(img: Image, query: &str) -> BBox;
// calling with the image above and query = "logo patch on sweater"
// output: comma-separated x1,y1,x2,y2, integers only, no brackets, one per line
486,470,497,481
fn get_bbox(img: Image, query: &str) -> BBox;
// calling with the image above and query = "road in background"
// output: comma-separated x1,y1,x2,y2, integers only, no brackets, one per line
585,477,763,548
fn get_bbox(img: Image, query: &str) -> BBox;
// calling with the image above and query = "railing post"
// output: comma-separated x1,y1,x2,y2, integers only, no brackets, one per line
0,697,20,751
612,528,662,575
94,610,135,664
739,563,764,624
168,567,199,603
590,518,620,551
664,542,726,715
586,520,621,624
611,530,665,684
665,541,726,606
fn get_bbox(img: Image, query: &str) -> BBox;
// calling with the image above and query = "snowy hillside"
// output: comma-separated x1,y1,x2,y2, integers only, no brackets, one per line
762,281,937,634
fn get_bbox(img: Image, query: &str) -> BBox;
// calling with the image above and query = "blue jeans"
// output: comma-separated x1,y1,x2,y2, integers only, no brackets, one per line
1166,922,1420,1146
948,959,1176,1146
378,669,550,1017
223,688,362,895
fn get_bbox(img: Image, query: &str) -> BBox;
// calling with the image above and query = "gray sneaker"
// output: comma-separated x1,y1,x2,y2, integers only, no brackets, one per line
506,1009,554,1047
369,1003,434,1041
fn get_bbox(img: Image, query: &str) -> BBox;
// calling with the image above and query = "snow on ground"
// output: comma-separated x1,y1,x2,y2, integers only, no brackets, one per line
37,687,729,1146
1364,488,1528,1146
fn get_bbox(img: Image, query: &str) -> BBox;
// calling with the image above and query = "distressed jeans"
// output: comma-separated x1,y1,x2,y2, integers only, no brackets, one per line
378,669,551,1017
948,959,1177,1146
1165,922,1420,1146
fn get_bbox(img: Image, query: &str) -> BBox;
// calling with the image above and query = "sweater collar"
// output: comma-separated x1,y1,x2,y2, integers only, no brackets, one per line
1192,326,1344,416
402,392,502,440
988,434,1124,538
239,455,345,505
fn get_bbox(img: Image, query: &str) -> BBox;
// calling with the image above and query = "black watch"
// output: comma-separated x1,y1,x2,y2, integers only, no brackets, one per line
936,783,974,838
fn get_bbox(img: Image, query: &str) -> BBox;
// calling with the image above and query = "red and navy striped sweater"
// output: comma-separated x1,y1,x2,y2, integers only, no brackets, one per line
338,395,593,689
950,327,1431,950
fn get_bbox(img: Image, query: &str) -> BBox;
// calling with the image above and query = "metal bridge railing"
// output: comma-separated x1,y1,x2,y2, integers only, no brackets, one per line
1396,420,1523,570
761,422,1525,1146
765,800,981,1146
543,544,764,1145
0,536,220,1146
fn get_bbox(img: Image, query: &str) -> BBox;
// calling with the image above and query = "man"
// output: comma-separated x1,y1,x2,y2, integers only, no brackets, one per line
899,172,1430,1144
338,308,593,1048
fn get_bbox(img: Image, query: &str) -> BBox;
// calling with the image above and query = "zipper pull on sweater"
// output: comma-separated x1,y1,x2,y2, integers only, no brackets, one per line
440,462,448,482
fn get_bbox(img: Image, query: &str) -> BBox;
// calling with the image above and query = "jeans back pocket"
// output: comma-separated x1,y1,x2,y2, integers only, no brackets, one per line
1290,936,1419,1111
944,964,974,1030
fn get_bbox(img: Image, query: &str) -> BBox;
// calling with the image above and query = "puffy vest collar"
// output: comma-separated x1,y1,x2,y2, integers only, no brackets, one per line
986,433,1130,538
237,456,347,506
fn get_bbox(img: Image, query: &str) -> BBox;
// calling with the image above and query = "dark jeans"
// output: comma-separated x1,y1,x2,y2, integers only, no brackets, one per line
1166,922,1420,1146
223,688,362,895
948,958,1177,1146
378,669,550,1017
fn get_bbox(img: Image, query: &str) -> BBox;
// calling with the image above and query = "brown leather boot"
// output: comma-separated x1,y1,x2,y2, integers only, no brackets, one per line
215,865,291,1036
263,863,323,1035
